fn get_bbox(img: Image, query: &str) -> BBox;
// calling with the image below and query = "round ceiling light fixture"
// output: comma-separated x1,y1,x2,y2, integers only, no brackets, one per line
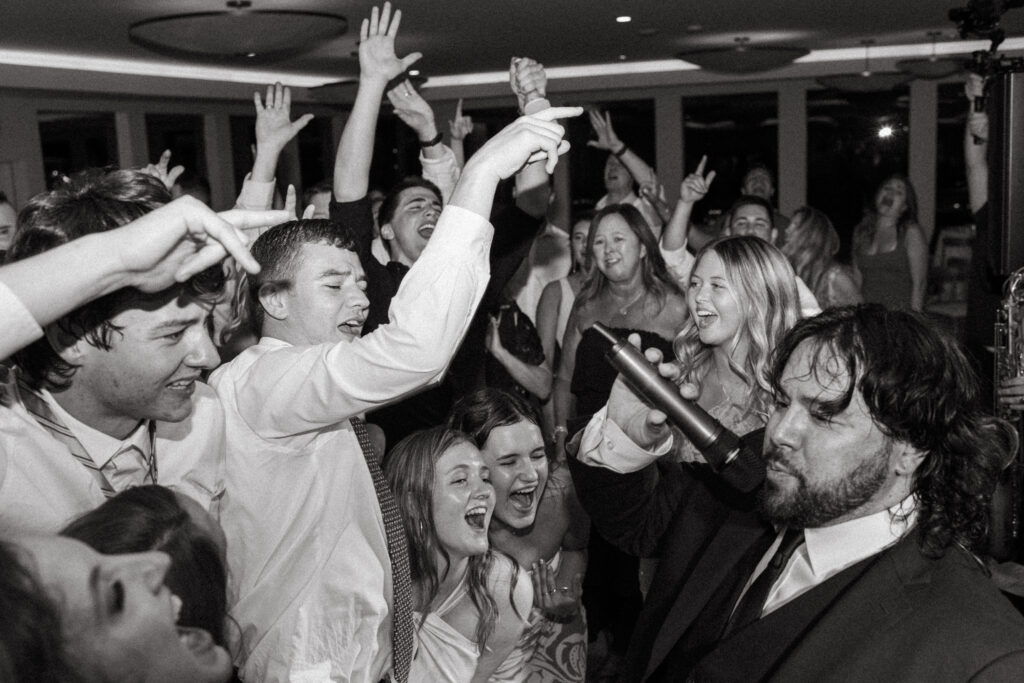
129,3,347,63
677,37,809,74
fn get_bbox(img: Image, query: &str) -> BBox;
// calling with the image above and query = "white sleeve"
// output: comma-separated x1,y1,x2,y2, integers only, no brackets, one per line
234,173,276,211
659,242,695,291
226,205,492,437
420,144,460,204
0,281,43,361
577,406,674,474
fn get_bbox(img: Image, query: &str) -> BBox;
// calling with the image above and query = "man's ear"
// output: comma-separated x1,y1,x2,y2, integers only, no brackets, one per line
43,323,87,366
257,282,290,322
380,223,395,241
892,442,926,477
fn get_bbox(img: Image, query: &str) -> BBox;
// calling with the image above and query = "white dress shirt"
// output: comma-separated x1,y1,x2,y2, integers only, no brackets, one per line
0,372,226,534
210,204,492,683
0,281,43,362
512,222,571,323
753,498,916,616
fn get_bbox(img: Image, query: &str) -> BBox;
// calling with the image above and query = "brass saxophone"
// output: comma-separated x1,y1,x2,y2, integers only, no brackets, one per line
993,267,1024,556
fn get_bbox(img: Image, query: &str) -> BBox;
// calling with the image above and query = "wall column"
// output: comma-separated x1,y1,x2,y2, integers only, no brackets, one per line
777,82,807,217
654,92,683,202
909,79,938,243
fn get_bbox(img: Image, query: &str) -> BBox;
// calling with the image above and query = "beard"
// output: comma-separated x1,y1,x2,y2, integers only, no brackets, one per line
757,440,892,528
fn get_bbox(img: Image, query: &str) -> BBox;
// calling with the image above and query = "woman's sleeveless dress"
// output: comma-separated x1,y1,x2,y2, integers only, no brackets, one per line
410,572,479,683
857,229,913,311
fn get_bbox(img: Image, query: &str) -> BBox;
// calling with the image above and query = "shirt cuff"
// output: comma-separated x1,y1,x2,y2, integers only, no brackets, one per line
659,242,693,288
425,204,493,260
577,405,673,474
0,281,43,357
234,173,276,212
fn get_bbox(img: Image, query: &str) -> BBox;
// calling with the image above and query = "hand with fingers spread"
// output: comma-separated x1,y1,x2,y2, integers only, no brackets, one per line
530,558,583,620
254,82,314,155
359,2,422,85
680,155,717,205
142,150,185,192
587,109,623,153
448,98,474,141
387,79,439,143
510,57,548,114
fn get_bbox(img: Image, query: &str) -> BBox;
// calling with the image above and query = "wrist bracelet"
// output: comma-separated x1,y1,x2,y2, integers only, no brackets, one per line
419,131,443,148
612,144,628,158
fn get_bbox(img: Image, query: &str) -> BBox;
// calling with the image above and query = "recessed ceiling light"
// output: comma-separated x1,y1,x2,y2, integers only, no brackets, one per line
409,69,420,76
619,54,627,61
616,16,631,23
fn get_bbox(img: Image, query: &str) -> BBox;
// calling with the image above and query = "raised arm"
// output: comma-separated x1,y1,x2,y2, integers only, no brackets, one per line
662,155,716,252
484,311,550,401
333,2,421,202
965,74,989,214
587,109,656,188
0,198,288,358
233,107,581,435
387,79,460,201
448,98,474,170
510,57,554,219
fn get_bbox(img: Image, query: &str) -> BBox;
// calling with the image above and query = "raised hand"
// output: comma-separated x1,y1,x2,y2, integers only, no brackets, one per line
467,107,582,181
359,2,422,84
255,82,314,153
448,99,474,140
113,196,292,288
387,79,438,141
679,155,716,205
587,109,622,152
142,150,185,191
510,57,547,113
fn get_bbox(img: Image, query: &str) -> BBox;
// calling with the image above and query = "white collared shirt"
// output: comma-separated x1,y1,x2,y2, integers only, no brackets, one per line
512,221,571,323
0,280,43,362
0,377,226,534
759,498,917,616
210,203,492,683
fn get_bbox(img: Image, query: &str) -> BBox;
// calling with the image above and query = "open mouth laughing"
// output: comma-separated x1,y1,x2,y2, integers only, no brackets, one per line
465,504,489,530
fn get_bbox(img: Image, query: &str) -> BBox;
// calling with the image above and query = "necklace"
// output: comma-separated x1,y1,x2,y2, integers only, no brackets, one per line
612,289,645,317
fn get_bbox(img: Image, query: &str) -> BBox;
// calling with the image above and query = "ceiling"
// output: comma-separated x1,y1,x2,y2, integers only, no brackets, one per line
3,1,1024,95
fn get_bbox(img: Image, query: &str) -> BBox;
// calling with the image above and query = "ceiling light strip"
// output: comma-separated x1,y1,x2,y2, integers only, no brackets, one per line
0,48,336,88
0,37,1022,90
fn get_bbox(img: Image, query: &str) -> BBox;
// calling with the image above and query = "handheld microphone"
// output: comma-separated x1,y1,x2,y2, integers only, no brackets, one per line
591,322,763,493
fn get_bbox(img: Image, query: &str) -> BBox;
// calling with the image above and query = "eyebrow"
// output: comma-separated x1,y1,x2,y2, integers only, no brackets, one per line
151,317,203,333
317,268,354,279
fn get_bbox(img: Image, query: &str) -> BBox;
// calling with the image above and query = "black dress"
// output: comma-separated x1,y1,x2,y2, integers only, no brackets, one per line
569,324,675,662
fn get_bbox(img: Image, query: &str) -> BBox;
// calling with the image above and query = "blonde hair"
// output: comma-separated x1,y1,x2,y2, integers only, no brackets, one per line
674,235,800,417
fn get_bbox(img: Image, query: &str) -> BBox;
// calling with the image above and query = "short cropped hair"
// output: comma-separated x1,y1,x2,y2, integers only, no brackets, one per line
378,177,443,228
769,304,1019,556
724,194,775,233
6,169,225,391
246,219,360,332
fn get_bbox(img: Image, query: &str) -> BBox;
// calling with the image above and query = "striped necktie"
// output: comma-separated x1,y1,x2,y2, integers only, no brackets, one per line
351,416,413,683
15,376,118,498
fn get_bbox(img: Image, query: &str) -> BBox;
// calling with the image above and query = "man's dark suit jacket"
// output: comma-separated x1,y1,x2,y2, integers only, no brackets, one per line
568,433,1024,682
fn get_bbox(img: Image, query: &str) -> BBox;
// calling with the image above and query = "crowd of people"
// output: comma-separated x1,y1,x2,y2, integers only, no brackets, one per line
2,5,1024,681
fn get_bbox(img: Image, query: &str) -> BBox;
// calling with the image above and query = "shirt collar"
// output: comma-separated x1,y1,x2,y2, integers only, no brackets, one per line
802,496,918,578
41,390,151,469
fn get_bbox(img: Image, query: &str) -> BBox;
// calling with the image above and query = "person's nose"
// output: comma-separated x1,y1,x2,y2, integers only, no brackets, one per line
766,403,801,452
187,329,220,370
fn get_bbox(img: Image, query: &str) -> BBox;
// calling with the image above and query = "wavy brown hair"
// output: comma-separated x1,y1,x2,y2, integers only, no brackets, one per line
384,427,499,650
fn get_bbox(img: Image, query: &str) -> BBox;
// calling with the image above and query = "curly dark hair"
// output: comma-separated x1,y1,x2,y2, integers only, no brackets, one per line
769,304,1018,557
5,169,224,391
